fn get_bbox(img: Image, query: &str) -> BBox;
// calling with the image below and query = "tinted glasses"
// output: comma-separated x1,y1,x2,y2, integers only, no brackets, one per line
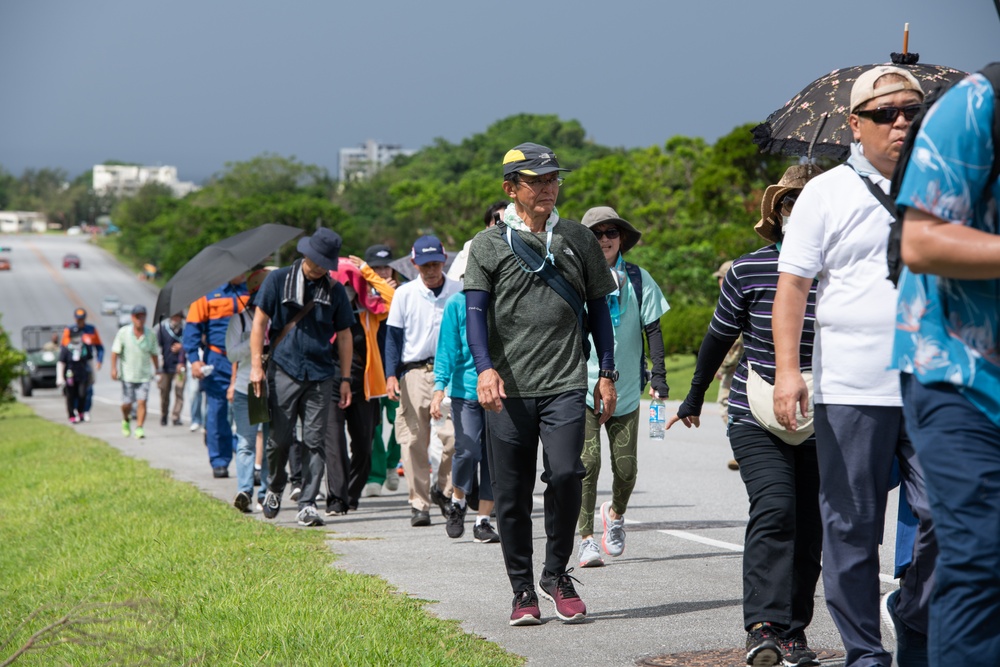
592,227,621,240
779,192,799,215
854,104,922,124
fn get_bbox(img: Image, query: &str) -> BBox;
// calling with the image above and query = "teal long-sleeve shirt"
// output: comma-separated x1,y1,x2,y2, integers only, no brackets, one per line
433,292,478,401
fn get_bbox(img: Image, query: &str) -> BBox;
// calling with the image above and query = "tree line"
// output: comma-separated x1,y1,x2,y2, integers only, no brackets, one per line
0,114,794,353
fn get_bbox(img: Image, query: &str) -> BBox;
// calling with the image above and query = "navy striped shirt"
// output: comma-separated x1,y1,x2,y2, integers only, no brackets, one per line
711,245,817,424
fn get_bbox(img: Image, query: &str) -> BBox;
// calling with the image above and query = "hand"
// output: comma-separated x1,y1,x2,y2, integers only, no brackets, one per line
666,413,700,430
56,376,65,388
773,370,809,431
226,384,235,402
386,376,400,402
171,342,182,353
176,364,185,374
249,365,264,397
339,381,352,409
386,278,399,288
191,360,205,380
714,370,723,381
592,377,617,425
476,369,506,413
430,390,445,420
95,361,102,372
110,367,118,382
348,255,365,268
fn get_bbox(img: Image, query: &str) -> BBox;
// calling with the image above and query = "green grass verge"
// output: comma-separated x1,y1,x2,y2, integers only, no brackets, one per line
0,403,522,667
664,354,720,404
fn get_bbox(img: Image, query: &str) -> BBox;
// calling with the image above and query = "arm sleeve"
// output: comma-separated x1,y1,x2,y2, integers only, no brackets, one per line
433,299,459,392
644,320,669,397
586,297,615,371
677,330,739,419
465,289,492,374
384,325,404,379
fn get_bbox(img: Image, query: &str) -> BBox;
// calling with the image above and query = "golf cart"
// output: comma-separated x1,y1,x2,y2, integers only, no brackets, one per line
20,325,63,397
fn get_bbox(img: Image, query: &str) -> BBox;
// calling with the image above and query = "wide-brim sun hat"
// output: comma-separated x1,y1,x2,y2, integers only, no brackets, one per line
755,164,824,244
580,206,642,254
297,228,342,271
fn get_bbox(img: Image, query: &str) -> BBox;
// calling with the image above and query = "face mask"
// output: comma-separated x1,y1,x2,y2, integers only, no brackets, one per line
780,214,792,234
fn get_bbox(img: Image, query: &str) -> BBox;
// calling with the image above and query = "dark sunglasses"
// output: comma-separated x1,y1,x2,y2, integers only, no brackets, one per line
854,104,922,124
592,227,621,240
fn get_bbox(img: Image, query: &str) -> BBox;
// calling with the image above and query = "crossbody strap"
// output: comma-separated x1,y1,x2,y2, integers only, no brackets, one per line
498,221,583,317
849,163,897,218
270,300,315,352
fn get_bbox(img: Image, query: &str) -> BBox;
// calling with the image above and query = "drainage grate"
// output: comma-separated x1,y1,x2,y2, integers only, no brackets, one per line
636,647,845,666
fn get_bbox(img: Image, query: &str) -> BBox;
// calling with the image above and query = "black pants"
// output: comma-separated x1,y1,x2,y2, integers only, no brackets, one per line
266,365,333,509
729,422,823,633
485,390,586,594
325,384,377,510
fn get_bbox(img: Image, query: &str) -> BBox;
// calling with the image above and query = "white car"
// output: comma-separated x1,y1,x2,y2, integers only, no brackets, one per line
66,225,83,236
101,295,122,315
117,305,134,328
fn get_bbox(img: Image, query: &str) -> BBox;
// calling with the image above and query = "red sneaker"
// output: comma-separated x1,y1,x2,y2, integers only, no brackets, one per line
509,589,541,626
538,570,586,623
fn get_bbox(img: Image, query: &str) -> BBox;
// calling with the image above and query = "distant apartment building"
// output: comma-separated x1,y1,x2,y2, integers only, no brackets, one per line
338,140,415,182
0,211,47,234
92,164,198,198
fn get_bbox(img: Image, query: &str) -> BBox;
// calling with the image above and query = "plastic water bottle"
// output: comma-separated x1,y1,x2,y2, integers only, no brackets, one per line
201,364,214,378
649,398,666,440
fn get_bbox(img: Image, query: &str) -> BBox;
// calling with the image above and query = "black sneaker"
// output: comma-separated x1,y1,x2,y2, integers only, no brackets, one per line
262,490,281,519
779,631,819,667
325,497,348,517
538,569,586,623
430,485,450,518
473,519,500,543
445,502,466,538
160,415,168,426
233,491,252,513
746,622,782,667
410,508,431,527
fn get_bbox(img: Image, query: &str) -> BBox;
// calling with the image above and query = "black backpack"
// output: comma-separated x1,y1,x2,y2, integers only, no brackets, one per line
885,62,1000,287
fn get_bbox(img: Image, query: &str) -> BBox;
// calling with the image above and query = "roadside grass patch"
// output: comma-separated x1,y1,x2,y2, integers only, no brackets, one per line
0,403,521,666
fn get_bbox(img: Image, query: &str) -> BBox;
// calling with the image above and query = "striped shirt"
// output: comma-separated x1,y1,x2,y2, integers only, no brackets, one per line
710,245,816,425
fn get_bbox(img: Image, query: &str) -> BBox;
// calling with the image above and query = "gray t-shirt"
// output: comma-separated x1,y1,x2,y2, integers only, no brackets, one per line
464,219,616,397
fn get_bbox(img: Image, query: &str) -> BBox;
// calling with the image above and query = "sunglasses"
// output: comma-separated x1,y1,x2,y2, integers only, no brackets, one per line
854,104,922,124
592,227,621,240
779,192,799,214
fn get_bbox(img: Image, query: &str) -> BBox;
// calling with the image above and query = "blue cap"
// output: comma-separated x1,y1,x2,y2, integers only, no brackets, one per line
410,235,446,266
73,307,87,319
131,304,147,315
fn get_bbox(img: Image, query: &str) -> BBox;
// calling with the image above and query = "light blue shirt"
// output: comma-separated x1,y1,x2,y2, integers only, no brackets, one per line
586,264,669,416
433,292,478,401
893,73,1000,426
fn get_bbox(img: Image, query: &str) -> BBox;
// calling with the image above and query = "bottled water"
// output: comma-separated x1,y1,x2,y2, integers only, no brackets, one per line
201,364,215,377
649,398,666,440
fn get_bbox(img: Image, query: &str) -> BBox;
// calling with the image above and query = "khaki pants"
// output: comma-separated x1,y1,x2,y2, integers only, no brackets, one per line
396,367,454,511
159,371,186,422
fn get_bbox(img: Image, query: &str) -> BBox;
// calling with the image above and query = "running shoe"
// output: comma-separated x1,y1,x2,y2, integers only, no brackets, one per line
579,537,605,568
538,569,586,623
509,589,541,626
600,500,626,557
289,486,302,502
121,420,131,437
384,468,400,491
262,490,281,519
445,501,466,539
473,520,500,543
134,426,145,440
296,506,325,527
779,630,820,667
233,491,252,514
746,622,782,667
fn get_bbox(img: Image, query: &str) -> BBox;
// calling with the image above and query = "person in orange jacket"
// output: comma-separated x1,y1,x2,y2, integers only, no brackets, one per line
61,307,104,422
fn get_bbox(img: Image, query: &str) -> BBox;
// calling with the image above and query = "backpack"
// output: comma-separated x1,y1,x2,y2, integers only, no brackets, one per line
885,62,1000,287
623,262,653,391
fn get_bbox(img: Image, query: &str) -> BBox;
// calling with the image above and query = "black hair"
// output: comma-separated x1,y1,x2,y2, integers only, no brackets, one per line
484,200,507,226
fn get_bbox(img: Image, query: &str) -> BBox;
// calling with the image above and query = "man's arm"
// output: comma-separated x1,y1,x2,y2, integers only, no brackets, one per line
248,307,271,397
384,324,404,401
109,351,119,381
901,208,1000,279
771,272,812,430
586,297,617,424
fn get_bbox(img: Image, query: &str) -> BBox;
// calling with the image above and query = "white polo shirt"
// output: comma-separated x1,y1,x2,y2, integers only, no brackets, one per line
778,161,902,406
386,275,461,364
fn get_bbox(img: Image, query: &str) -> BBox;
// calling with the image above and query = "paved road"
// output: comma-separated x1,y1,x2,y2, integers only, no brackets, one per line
3,233,907,666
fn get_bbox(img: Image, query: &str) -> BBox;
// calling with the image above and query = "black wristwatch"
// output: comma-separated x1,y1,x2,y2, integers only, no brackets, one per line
598,369,619,382
339,376,354,384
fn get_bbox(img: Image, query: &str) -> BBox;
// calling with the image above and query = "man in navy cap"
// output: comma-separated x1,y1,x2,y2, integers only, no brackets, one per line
249,228,356,527
464,142,618,626
384,235,461,527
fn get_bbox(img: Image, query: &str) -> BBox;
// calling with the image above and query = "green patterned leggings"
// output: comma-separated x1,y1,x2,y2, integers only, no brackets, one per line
578,406,640,536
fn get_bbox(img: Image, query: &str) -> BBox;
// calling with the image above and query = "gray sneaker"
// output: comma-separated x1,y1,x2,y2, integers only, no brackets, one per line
600,501,626,557
296,505,325,527
579,537,605,568
262,490,281,519
289,486,302,502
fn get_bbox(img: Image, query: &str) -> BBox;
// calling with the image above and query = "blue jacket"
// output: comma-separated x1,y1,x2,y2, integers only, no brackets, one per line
183,282,248,378
433,292,478,401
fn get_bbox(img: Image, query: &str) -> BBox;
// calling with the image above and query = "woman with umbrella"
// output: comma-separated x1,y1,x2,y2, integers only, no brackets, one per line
667,164,824,667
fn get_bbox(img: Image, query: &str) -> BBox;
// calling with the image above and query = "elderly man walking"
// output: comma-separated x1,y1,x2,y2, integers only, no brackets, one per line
773,66,937,667
464,142,618,626
384,235,461,527
110,305,159,439
249,228,355,528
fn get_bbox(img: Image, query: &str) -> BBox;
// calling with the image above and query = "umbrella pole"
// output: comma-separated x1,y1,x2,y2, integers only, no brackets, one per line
806,113,829,163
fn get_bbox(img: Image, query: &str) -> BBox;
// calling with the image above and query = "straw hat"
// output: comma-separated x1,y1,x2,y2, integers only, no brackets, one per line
754,164,824,244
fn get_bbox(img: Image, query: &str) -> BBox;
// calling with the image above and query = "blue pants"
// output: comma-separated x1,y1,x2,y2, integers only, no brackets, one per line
203,371,233,469
450,397,493,502
233,390,269,502
900,374,1000,666
814,404,936,667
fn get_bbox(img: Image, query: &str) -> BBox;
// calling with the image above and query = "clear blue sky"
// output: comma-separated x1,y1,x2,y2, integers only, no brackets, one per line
1,0,996,183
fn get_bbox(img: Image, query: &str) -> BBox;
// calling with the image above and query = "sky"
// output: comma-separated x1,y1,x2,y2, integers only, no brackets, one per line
1,0,997,184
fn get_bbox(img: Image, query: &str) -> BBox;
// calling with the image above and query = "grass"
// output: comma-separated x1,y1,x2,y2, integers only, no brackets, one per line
0,402,522,667
664,354,721,404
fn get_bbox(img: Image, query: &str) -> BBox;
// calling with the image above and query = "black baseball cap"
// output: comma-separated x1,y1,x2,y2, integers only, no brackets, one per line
364,244,393,268
502,142,571,178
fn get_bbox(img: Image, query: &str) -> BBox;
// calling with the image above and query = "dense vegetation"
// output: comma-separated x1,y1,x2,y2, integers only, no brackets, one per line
1,114,794,353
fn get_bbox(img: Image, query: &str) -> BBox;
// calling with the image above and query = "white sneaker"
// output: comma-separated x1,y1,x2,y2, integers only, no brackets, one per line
384,469,400,492
579,538,605,568
189,422,201,432
296,506,325,527
82,412,91,422
600,501,626,557
289,487,302,502
362,482,382,498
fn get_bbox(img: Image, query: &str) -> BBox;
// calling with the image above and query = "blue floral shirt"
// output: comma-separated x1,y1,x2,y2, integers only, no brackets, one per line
893,73,1000,425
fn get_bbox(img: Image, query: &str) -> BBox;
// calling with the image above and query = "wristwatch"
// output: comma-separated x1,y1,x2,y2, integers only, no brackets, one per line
339,376,354,384
598,369,619,382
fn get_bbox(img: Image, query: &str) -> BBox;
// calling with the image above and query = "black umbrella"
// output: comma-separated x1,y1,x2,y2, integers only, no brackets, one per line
153,223,304,323
752,53,966,161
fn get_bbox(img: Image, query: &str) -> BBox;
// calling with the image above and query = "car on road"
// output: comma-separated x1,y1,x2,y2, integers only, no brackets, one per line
62,253,81,269
0,257,9,271
117,304,134,328
101,294,122,315
20,325,63,397
66,225,83,236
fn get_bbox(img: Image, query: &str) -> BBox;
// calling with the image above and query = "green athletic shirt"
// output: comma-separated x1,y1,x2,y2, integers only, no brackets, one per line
464,219,616,398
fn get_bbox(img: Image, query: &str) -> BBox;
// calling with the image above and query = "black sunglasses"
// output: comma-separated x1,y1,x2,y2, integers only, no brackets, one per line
854,104,922,124
592,227,621,240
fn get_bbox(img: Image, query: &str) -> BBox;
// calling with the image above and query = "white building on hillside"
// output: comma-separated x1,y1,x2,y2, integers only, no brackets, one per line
0,211,47,233
338,140,415,182
92,165,198,198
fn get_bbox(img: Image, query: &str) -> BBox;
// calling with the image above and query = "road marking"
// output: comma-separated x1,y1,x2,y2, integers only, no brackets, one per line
26,240,88,312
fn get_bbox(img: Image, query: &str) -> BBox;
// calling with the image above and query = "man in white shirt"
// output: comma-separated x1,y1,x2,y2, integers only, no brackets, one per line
772,66,937,667
385,235,461,527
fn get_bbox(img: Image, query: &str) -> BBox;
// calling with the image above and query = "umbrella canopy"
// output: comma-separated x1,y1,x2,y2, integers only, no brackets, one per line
153,223,304,323
752,56,966,161
389,251,457,282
